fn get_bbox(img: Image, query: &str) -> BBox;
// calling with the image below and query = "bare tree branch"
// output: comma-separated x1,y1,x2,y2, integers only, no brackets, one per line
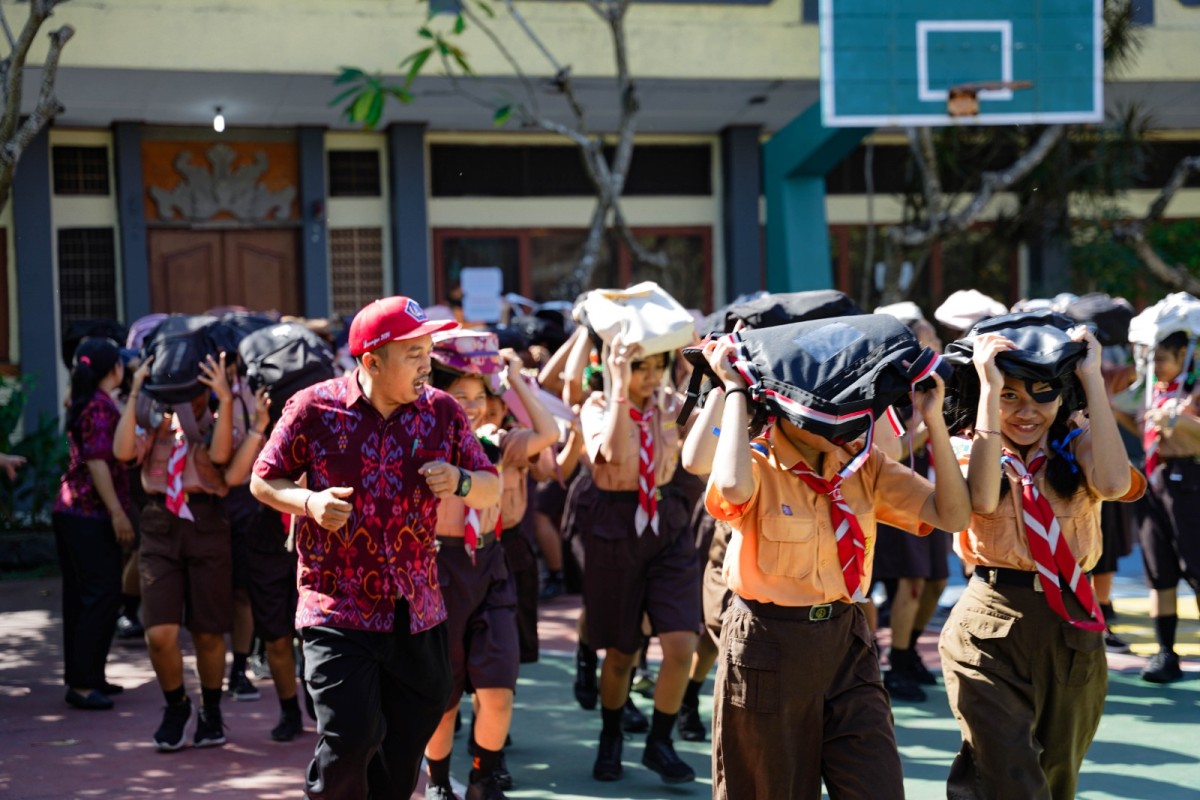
1146,155,1200,223
500,0,566,75
462,4,541,117
4,24,73,170
566,202,610,299
889,125,1065,247
905,126,942,211
0,5,16,52
613,203,670,268
1126,231,1200,295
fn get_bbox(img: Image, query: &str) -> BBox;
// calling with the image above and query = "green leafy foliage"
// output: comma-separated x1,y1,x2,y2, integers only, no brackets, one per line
0,377,69,531
334,5,511,131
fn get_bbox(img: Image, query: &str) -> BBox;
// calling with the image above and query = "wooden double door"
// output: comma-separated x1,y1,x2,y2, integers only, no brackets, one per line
148,229,300,315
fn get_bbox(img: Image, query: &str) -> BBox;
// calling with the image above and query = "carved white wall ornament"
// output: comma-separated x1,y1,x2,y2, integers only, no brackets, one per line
149,143,296,223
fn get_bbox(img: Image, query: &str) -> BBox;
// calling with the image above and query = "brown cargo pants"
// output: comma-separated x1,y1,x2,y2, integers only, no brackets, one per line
939,576,1107,800
713,596,905,800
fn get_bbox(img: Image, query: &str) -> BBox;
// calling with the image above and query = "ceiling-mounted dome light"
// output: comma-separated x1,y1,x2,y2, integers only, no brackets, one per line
213,106,225,133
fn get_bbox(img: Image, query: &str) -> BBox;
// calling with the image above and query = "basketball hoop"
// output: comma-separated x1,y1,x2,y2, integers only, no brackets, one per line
947,81,1034,118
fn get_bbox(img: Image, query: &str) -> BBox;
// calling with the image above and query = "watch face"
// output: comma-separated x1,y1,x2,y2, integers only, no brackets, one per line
458,471,472,497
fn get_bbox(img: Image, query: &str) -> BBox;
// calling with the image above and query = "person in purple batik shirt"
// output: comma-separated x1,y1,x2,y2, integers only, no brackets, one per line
251,296,499,800
53,337,134,711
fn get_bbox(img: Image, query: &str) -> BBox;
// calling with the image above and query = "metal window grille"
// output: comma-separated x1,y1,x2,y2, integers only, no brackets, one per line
328,150,383,197
58,228,118,325
51,146,111,196
330,228,384,317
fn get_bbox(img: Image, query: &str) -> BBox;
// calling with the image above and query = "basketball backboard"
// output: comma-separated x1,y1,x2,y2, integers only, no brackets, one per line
819,0,1103,127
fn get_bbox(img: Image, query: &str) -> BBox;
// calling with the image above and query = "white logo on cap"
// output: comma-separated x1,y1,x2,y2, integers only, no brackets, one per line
362,331,392,349
405,299,427,322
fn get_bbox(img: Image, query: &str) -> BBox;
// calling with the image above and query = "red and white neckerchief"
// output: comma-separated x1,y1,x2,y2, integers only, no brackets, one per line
1143,379,1179,480
784,431,875,602
629,405,659,536
464,507,480,565
164,426,193,521
1000,449,1106,631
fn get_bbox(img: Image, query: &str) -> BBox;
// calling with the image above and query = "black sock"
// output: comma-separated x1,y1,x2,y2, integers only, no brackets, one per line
548,569,563,581
279,694,300,716
426,755,451,787
1154,615,1178,653
163,685,187,706
121,594,140,618
648,709,677,743
470,744,501,783
577,642,596,666
1100,602,1116,625
231,652,249,677
601,705,624,737
201,686,222,712
682,678,703,708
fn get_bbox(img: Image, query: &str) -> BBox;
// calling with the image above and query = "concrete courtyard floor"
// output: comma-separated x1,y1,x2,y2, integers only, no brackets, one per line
0,568,1197,800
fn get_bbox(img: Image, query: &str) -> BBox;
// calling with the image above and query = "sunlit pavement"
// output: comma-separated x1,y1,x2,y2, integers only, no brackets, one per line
1,561,1196,800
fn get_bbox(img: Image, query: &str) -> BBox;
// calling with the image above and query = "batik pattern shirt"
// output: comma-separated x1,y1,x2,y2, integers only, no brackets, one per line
55,391,130,519
253,371,496,634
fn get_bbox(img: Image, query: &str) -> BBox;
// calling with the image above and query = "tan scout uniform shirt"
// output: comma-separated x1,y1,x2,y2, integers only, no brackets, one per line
139,412,227,497
953,428,1146,572
580,391,681,492
707,432,934,607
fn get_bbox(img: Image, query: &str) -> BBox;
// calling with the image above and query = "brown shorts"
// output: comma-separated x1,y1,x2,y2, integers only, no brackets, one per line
437,538,520,704
245,507,298,642
713,597,902,799
580,485,701,654
139,497,233,634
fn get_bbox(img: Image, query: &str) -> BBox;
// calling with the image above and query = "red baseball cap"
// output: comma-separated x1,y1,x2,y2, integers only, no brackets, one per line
348,296,458,357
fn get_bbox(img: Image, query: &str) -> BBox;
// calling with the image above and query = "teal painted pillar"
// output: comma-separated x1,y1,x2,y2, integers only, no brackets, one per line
763,101,869,293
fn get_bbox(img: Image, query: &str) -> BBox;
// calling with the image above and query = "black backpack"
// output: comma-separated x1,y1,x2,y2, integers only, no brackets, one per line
62,319,129,370
1064,293,1134,346
141,315,234,404
681,314,947,444
237,322,336,420
220,311,278,345
723,290,863,333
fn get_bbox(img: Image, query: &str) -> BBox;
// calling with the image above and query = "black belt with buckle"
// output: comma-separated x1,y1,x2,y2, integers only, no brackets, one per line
732,594,850,622
437,531,496,550
973,565,1044,593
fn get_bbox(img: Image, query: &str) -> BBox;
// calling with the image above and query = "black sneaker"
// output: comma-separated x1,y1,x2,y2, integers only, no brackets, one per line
593,731,624,781
114,615,145,640
538,574,565,601
573,644,598,711
194,706,227,748
895,647,937,686
884,666,927,702
1105,630,1133,654
465,772,508,800
1142,651,1184,684
270,708,303,742
621,696,649,733
228,671,261,702
641,737,695,784
676,699,706,742
153,699,192,752
492,750,513,791
425,784,460,800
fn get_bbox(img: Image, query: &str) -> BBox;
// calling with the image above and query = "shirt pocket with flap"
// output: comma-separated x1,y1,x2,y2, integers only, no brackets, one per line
756,509,817,581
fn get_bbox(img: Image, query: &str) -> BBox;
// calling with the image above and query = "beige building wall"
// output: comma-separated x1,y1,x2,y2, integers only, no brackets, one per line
31,0,1200,83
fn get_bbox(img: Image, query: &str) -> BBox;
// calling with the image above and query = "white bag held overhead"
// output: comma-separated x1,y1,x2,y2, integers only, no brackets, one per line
1128,292,1200,348
580,281,695,356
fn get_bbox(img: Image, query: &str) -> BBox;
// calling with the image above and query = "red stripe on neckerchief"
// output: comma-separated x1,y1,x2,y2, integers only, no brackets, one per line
785,422,876,602
1143,380,1179,480
165,427,193,521
1000,450,1106,631
464,507,479,565
629,406,659,535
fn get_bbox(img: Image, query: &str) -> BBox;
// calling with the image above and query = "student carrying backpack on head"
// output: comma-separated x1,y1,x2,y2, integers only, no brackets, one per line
700,316,971,799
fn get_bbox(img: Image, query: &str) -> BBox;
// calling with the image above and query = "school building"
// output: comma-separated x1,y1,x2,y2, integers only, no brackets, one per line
4,0,1200,422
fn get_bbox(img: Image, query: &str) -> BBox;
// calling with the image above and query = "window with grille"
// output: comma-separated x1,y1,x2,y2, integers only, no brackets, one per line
328,150,383,197
52,146,111,195
58,228,118,325
330,228,385,317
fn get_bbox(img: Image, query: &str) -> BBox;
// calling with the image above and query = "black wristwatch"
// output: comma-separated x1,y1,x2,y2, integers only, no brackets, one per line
454,468,472,498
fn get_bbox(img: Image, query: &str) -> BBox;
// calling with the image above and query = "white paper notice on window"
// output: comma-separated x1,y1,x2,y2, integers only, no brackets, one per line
460,266,504,323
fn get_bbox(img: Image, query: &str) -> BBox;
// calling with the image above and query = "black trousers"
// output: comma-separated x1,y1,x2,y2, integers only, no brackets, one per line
52,512,123,689
301,608,451,800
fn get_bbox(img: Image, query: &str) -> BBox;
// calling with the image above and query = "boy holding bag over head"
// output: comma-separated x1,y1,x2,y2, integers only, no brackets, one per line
701,332,971,800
